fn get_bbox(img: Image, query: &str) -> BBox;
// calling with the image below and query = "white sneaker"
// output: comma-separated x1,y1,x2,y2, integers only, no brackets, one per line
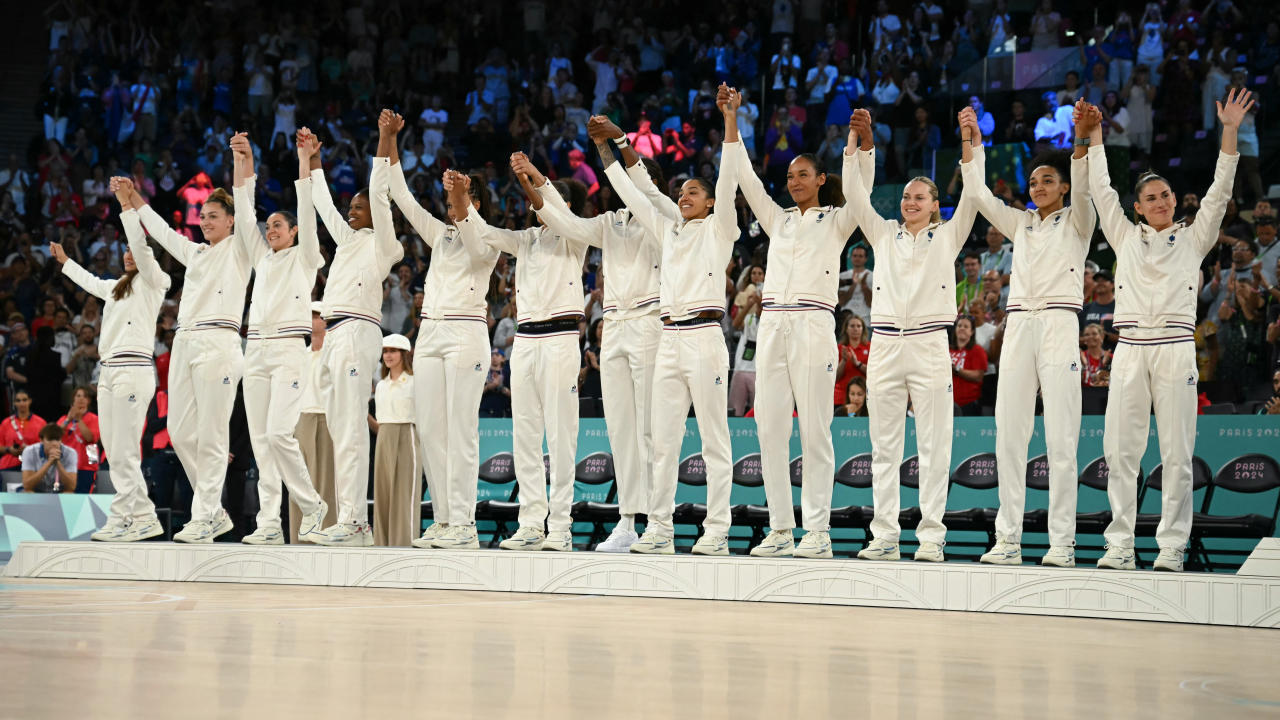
1096,545,1136,570
594,527,639,552
794,530,833,559
90,516,130,542
242,526,284,545
857,538,901,560
980,540,1022,565
313,522,373,547
432,524,479,549
542,530,573,551
411,522,450,549
118,517,164,542
1153,547,1185,572
749,528,795,557
1040,545,1076,567
914,541,945,562
691,533,729,556
174,510,234,544
629,530,675,554
499,526,546,551
298,500,328,543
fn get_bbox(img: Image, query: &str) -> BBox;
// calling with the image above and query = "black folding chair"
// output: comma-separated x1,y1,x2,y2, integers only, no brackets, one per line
943,452,1000,560
474,451,520,547
1134,458,1211,570
830,453,874,556
1194,454,1280,572
569,452,617,549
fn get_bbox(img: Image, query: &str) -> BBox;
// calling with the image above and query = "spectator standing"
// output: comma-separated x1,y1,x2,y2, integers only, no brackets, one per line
0,390,44,472
55,386,98,494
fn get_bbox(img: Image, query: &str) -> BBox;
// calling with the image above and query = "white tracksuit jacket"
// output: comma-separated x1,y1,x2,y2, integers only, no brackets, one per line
457,203,590,534
843,149,980,546
606,140,741,539
388,161,499,528
312,158,405,525
138,202,253,524
61,208,170,523
732,140,874,534
1091,145,1239,551
963,146,1095,548
234,175,326,531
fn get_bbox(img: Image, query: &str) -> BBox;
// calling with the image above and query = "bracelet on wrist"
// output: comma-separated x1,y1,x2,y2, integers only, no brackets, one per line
1073,137,1092,147
611,136,630,149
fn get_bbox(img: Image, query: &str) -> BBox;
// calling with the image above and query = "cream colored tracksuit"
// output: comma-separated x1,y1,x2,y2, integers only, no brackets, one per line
138,205,252,524
457,205,591,534
60,209,170,524
605,140,742,539
843,150,980,546
963,146,1095,548
387,161,498,528
1092,145,1240,551
533,169,666,521
234,176,326,532
731,140,873,533
312,158,405,525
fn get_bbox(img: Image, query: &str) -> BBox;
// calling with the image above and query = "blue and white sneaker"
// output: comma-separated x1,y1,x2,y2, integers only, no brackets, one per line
298,500,329,543
1153,547,1185,572
432,524,480,550
118,516,164,542
914,541,945,562
542,530,573,552
174,510,234,544
794,530,833,559
629,530,674,554
411,522,449,549
313,522,373,547
1040,545,1076,567
499,526,546,551
980,540,1022,565
242,526,284,545
1096,545,1136,570
691,533,729,556
90,516,130,542
857,537,901,560
750,528,795,557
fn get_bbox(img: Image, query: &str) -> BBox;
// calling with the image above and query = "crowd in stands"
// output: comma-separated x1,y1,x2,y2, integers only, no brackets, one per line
2,0,1278,458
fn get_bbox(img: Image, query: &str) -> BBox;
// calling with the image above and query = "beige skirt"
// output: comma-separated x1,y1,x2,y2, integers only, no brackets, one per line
372,422,422,546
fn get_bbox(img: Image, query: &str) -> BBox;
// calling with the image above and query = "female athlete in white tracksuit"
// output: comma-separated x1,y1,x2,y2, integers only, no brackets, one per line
138,176,251,544
1090,90,1252,572
454,161,592,553
844,108,979,563
528,117,668,553
959,103,1096,568
380,114,500,552
607,89,742,556
230,130,329,545
307,112,405,546
56,178,169,543
729,99,874,560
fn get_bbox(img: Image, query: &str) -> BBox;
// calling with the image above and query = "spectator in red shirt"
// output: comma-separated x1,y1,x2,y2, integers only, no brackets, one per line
834,314,870,405
56,386,100,493
0,389,45,471
950,315,989,416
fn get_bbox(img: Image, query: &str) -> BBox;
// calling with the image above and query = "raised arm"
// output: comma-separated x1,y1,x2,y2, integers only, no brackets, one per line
589,116,681,222
1085,107,1135,251
510,152,548,212
51,242,115,301
1067,102,1097,244
714,88,742,243
110,176,169,289
603,159,665,243
722,84,785,237
230,134,270,267
369,158,403,269
957,108,1023,240
388,154,446,247
295,175,324,270
1193,89,1250,255
524,159,607,250
841,109,894,249
136,196,197,267
307,135,353,246
448,170,524,256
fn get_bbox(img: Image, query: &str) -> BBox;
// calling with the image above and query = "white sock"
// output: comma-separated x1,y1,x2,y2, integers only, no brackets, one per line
617,515,635,533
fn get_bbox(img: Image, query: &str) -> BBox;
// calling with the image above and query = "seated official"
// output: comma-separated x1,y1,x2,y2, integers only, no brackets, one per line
21,424,78,493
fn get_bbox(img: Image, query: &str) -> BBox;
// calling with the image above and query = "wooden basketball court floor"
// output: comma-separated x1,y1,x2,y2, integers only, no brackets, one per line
1,577,1277,719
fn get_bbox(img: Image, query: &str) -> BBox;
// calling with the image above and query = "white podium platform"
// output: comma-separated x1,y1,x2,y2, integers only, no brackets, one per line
7,541,1280,628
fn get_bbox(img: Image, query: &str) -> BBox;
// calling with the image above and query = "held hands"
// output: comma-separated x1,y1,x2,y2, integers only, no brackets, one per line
716,83,741,115
587,115,624,144
443,169,471,199
957,107,982,145
378,109,405,137
296,127,322,159
109,176,134,206
1072,100,1102,137
229,131,252,161
49,241,68,265
1216,87,1255,128
510,152,547,186
849,108,873,150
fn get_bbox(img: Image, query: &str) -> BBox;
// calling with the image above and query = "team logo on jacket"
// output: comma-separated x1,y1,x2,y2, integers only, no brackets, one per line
1186,374,1196,385
946,383,952,393
127,394,136,403
291,380,299,389
826,362,833,372
1069,362,1079,372
714,376,723,385
817,213,825,222
349,368,358,377
222,376,230,385
474,362,482,372
1168,234,1177,247
570,385,577,394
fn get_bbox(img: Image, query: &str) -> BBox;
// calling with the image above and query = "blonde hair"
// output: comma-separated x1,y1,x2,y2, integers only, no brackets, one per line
205,187,234,215
380,348,413,378
906,176,942,223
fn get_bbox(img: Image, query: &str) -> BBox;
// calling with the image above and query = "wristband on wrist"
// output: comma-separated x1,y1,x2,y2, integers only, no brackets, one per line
1073,137,1092,147
611,135,630,149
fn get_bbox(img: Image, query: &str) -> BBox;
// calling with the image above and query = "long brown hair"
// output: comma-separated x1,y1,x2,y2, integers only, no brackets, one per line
111,269,139,301
380,349,414,378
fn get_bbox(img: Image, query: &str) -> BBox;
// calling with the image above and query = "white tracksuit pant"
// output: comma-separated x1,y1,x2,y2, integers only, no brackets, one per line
994,310,1081,547
600,313,662,517
414,319,490,527
168,329,244,523
245,337,322,530
320,320,383,525
865,328,953,545
1103,332,1198,550
510,330,581,533
754,308,838,532
648,323,733,538
99,364,157,522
